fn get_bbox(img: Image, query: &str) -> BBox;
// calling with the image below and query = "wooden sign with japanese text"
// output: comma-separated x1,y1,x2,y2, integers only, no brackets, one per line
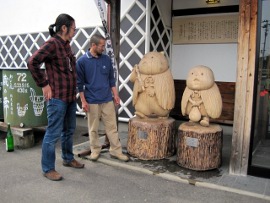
173,13,239,44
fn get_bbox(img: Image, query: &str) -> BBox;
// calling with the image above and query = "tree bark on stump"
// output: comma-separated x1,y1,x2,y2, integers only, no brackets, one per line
127,117,175,160
177,122,223,171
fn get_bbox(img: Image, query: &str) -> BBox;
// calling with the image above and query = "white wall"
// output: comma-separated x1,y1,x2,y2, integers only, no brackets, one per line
172,44,238,82
0,0,135,36
171,0,239,82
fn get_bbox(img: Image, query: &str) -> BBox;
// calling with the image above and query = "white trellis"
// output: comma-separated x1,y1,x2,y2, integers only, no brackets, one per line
0,0,171,123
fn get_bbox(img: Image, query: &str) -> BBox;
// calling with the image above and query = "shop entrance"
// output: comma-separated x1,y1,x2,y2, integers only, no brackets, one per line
249,0,270,178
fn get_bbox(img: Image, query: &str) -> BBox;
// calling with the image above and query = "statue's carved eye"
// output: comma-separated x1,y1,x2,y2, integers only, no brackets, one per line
191,72,194,75
201,73,204,75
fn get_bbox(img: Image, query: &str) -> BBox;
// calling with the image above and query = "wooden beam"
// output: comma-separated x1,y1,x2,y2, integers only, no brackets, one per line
108,0,121,66
172,5,239,16
107,0,121,125
229,0,258,176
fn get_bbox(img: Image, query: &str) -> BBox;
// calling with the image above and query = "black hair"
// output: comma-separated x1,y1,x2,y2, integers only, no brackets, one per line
48,13,75,37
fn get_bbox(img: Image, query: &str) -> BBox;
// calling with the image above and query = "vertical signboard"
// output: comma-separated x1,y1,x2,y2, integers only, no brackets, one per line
2,69,47,127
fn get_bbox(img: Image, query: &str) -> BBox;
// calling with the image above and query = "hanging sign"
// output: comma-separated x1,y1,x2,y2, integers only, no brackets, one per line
94,0,119,84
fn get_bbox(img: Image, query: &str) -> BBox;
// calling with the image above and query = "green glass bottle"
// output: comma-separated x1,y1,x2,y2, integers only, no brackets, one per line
5,123,14,152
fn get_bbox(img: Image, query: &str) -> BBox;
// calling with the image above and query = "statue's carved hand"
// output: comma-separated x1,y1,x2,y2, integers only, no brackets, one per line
146,87,155,97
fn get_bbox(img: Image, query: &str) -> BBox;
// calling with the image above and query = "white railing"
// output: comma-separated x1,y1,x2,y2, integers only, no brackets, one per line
0,0,171,123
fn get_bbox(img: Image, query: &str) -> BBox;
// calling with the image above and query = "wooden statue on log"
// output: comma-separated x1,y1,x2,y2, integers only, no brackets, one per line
129,51,175,119
181,65,222,127
128,52,176,160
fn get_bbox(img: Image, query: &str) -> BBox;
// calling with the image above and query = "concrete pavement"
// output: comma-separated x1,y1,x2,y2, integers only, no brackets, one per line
73,120,270,202
0,117,270,202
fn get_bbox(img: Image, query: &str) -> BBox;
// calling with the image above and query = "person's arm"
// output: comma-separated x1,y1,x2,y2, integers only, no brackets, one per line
42,84,52,101
27,40,54,100
111,86,120,106
27,40,54,87
79,92,89,112
107,56,120,106
76,59,89,112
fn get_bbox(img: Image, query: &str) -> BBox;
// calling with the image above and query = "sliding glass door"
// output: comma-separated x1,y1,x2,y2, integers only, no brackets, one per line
249,0,270,178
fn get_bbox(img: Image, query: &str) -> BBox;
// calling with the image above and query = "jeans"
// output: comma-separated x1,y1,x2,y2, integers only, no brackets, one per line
41,98,76,173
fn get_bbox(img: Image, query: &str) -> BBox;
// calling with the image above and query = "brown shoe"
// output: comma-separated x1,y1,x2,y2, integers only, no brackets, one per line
63,159,85,168
43,170,62,181
110,153,129,162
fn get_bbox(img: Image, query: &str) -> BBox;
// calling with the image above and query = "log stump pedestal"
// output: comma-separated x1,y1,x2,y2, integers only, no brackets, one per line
177,122,223,171
127,117,175,160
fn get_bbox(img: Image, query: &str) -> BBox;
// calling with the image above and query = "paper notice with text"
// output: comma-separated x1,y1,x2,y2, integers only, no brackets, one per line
173,13,238,44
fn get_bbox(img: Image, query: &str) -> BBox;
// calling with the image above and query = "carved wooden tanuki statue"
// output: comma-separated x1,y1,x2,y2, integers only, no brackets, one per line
181,65,222,127
129,51,175,119
177,65,223,171
128,51,175,160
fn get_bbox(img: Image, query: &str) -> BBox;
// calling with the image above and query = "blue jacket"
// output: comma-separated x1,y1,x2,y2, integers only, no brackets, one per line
76,51,115,104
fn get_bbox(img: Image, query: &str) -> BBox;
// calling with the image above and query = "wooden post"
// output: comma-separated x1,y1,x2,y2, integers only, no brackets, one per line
107,0,121,127
177,122,223,171
127,117,175,160
230,0,258,175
